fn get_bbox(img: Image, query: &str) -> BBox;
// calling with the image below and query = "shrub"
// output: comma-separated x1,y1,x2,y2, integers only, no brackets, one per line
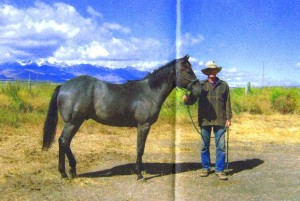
270,88,297,114
231,88,247,114
1,82,33,112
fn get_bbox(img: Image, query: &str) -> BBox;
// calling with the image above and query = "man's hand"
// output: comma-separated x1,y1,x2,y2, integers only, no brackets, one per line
182,95,188,103
226,120,231,127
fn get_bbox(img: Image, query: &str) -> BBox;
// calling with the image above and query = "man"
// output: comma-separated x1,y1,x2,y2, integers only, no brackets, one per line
182,61,232,180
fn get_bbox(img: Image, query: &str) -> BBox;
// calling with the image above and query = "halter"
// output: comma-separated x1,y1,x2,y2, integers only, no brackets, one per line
174,60,199,91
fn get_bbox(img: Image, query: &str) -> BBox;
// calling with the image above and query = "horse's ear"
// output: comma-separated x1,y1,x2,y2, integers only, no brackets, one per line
184,54,190,60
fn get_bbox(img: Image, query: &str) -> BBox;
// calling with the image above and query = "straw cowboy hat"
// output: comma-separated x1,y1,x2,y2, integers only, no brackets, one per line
201,61,222,75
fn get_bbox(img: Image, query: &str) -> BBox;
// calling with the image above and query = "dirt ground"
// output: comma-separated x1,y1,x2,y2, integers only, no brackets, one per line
0,114,299,201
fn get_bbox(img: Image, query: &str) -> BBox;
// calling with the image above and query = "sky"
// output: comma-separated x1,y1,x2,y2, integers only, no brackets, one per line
0,0,300,87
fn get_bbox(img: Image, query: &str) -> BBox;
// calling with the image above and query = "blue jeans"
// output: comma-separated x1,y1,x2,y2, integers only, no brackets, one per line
200,126,226,172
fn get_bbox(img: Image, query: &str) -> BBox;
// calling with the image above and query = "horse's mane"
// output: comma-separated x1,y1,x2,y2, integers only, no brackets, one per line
127,59,176,83
145,59,176,88
145,59,175,79
127,55,190,84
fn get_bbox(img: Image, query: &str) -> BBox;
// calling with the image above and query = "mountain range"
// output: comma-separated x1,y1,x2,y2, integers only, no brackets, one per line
0,62,150,83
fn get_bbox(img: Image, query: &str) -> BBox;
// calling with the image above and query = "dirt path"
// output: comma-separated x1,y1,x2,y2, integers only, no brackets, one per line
0,114,300,200
1,141,299,200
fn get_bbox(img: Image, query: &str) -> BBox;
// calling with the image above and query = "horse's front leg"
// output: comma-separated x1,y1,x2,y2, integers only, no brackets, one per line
136,122,151,181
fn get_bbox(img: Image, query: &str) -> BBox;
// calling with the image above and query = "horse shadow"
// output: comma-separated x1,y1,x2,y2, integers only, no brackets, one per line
79,158,264,180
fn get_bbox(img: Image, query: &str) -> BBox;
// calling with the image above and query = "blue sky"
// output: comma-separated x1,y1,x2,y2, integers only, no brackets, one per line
1,0,299,86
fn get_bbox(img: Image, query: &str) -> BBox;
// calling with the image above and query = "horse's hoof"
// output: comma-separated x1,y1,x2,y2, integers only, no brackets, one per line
137,176,146,181
70,172,77,179
61,172,69,179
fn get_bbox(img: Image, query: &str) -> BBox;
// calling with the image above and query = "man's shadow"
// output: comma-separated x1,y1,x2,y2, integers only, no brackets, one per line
79,158,264,180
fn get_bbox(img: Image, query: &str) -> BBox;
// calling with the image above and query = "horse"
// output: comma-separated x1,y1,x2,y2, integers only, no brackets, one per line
42,55,201,180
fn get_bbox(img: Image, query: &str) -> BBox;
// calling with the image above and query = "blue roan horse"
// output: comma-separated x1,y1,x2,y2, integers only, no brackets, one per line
42,55,200,180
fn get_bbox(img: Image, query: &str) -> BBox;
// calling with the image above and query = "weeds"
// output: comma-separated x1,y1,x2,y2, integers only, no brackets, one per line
270,87,298,114
1,82,33,112
0,82,299,128
0,82,56,127
230,87,299,115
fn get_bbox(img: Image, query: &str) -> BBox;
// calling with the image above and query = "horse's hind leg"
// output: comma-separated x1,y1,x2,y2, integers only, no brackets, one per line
59,120,83,179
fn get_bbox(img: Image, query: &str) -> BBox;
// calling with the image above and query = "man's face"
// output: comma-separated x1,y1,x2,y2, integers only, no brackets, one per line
207,69,218,78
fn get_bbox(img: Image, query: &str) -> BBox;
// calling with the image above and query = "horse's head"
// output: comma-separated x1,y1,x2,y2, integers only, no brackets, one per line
175,55,201,94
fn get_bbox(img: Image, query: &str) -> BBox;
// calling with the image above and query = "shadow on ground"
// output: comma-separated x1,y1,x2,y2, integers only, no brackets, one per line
79,158,264,180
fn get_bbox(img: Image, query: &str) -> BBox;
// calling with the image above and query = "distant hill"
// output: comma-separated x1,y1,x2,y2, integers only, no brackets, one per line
0,62,149,83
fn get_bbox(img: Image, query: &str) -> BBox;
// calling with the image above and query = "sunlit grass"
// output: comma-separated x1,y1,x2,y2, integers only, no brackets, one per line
231,87,300,114
0,82,299,128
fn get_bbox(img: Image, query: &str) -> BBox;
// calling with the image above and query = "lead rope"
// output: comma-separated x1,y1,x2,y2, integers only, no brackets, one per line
185,104,205,142
182,89,206,143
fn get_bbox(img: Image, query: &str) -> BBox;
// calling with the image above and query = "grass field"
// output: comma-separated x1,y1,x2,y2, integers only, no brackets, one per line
0,82,299,200
0,81,299,126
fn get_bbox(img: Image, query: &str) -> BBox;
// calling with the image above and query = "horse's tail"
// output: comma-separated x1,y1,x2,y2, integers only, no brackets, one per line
42,85,61,151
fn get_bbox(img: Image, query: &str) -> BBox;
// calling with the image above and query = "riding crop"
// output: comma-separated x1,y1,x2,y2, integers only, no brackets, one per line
226,126,229,170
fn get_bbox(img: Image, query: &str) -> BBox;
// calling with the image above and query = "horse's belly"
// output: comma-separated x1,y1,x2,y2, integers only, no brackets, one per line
92,112,137,127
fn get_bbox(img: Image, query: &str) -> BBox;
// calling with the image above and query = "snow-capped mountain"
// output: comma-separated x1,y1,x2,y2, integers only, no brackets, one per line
0,62,149,83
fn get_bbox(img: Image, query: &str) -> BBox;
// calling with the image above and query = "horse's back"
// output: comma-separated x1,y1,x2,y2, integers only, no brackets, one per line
91,79,145,126
57,75,140,126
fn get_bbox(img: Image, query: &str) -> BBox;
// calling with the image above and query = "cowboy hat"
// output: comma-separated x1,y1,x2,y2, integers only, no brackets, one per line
201,61,222,75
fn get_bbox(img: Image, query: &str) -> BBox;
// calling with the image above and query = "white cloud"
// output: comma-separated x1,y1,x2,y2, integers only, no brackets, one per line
0,2,171,69
43,57,167,71
224,67,237,73
87,6,103,18
198,60,204,66
103,22,131,34
187,56,198,63
181,33,205,46
86,42,110,58
52,41,110,61
296,62,300,68
177,33,205,60
219,67,263,87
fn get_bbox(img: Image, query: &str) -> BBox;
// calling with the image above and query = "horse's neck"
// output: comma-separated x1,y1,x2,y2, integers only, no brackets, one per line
160,77,175,99
147,66,175,102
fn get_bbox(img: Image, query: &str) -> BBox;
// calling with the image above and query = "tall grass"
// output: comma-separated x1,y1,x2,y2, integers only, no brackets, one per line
231,87,299,115
0,82,56,127
269,87,298,114
0,82,299,128
178,86,300,115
